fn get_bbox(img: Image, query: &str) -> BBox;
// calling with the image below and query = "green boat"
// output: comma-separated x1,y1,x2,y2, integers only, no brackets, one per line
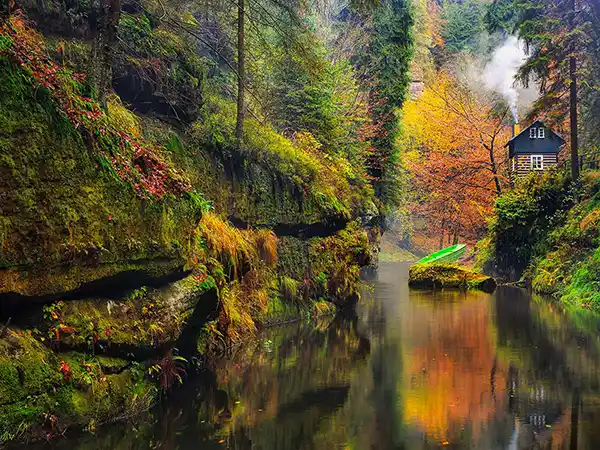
415,244,467,265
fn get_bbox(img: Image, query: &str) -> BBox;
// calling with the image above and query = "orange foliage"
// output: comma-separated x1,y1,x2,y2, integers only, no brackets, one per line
400,71,512,243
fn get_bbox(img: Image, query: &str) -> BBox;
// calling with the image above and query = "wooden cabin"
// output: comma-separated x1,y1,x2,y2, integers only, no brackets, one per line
506,120,565,176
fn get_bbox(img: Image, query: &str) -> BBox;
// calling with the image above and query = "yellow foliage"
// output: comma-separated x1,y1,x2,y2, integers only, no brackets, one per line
399,70,511,242
198,212,255,274
292,131,322,153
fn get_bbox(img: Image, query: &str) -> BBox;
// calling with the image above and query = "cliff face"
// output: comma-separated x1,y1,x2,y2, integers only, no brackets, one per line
0,13,379,443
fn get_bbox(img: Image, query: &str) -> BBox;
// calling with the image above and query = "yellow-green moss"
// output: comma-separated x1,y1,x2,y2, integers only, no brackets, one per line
42,273,209,349
0,331,157,444
409,263,497,292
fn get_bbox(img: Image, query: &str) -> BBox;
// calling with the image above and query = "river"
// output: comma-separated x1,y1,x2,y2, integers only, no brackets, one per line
24,262,600,449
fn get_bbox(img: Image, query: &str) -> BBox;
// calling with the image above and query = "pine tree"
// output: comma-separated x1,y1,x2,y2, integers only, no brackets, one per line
516,0,593,179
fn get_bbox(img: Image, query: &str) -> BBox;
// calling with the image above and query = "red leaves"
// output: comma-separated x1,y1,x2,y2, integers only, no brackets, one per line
194,272,208,283
59,360,72,381
1,17,192,200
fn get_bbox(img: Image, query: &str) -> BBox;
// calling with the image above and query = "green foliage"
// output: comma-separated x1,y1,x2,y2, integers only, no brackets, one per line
480,172,574,279
485,0,517,34
523,172,600,309
561,247,600,309
268,33,367,167
279,276,300,303
357,0,414,211
440,0,486,54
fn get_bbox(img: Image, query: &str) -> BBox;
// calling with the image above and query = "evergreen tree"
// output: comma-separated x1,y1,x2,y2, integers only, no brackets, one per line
358,0,414,212
515,0,594,179
440,0,486,54
485,0,517,34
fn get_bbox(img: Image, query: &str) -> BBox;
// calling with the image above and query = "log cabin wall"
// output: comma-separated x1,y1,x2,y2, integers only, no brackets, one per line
511,154,559,176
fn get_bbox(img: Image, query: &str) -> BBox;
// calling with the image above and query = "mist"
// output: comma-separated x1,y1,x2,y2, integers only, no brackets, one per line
483,36,527,123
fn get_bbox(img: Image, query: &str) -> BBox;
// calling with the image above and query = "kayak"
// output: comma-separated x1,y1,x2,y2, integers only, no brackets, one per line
415,244,467,265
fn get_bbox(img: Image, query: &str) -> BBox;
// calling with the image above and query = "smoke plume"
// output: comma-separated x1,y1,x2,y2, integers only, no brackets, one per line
483,36,527,122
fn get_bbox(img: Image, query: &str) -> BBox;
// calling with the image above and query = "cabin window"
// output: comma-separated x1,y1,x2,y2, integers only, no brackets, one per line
531,155,544,170
530,128,537,138
538,127,545,138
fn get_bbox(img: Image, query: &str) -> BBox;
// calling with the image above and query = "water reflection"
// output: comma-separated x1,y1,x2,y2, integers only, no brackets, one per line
27,263,600,449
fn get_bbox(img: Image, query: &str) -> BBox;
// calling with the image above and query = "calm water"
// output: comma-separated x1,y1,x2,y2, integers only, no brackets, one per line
27,262,600,449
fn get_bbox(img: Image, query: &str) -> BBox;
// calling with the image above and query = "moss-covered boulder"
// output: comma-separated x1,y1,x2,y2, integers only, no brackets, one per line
0,329,157,444
409,264,497,293
40,274,216,353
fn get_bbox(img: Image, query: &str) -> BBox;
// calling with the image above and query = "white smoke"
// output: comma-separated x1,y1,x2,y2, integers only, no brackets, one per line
483,36,527,123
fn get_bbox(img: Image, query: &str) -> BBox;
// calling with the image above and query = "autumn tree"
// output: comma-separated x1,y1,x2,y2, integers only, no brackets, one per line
400,71,511,244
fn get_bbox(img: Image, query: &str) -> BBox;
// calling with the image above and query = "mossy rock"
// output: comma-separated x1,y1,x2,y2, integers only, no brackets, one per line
0,258,184,298
0,330,157,444
409,263,497,293
0,330,60,407
42,273,214,351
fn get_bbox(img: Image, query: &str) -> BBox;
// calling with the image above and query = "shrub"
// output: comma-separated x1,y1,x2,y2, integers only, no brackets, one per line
481,171,573,280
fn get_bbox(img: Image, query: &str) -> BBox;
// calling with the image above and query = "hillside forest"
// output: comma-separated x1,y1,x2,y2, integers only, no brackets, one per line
1,0,600,444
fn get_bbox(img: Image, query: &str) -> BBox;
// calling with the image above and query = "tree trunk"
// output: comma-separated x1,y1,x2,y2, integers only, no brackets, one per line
439,219,446,249
488,145,502,196
569,55,579,180
89,0,121,110
569,0,579,180
235,0,245,148
100,0,121,109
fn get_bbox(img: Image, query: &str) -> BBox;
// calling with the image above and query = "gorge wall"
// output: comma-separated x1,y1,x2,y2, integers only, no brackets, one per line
0,9,380,443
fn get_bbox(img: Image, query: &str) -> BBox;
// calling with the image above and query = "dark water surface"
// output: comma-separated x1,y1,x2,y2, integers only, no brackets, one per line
28,262,600,449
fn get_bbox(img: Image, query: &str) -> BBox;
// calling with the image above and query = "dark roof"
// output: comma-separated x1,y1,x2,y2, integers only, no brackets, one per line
505,120,565,147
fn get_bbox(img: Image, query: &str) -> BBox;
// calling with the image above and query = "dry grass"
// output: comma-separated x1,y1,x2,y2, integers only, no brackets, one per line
255,228,278,266
195,213,279,342
198,212,278,276
199,212,255,276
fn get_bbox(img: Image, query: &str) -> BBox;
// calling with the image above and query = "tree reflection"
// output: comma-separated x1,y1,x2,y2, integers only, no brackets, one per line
20,266,600,450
